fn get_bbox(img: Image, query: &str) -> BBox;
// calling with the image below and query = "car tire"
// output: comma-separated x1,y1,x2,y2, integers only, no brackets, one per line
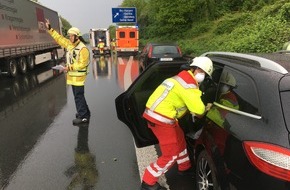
196,150,221,190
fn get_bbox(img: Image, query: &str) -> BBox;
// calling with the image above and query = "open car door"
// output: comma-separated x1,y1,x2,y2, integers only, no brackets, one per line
115,60,189,148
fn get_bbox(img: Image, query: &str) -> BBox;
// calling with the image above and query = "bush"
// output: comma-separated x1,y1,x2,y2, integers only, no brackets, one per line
214,13,252,35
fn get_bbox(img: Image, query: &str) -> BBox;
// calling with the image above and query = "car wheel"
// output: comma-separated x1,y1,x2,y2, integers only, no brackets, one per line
196,150,221,190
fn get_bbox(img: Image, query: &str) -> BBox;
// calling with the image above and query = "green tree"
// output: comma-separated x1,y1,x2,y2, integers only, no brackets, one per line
60,16,72,36
145,0,196,40
108,25,116,40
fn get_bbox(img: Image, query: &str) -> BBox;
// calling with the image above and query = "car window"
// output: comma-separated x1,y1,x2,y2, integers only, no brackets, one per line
129,31,135,38
119,31,125,38
217,68,260,115
152,46,178,54
200,66,223,105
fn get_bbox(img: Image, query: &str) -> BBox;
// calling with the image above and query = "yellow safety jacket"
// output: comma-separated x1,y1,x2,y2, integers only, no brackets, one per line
97,42,105,49
206,91,239,127
110,41,116,50
48,28,90,86
143,70,205,126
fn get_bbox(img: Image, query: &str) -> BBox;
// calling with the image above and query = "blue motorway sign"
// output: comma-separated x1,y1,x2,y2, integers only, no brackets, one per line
112,7,137,23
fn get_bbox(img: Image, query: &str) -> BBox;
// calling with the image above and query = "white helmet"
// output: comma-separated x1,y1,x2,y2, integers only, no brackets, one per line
67,27,81,36
220,72,236,87
190,56,213,76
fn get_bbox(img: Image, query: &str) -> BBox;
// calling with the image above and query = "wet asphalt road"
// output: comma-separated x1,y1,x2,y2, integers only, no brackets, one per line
0,53,195,190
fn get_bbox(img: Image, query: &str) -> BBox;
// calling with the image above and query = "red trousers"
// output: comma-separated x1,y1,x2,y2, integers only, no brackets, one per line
142,122,191,185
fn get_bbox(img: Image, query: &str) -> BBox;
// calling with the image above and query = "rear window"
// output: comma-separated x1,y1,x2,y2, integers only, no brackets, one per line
152,46,179,54
119,32,125,38
129,32,135,38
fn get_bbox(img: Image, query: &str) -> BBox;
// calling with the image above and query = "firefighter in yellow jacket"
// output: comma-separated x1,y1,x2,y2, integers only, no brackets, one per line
45,19,90,125
141,57,213,190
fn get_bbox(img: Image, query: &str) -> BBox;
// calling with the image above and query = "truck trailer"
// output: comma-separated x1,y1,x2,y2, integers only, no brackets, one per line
115,25,139,55
0,0,64,77
89,28,111,55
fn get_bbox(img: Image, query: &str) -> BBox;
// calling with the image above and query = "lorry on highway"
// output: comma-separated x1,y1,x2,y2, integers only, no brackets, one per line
89,28,111,55
0,0,64,77
115,25,139,55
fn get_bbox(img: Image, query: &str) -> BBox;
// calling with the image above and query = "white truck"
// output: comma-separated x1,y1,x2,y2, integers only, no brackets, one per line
89,28,111,55
0,0,64,77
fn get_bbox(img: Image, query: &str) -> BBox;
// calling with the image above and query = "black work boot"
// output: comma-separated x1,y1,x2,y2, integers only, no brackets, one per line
140,181,167,190
73,118,89,125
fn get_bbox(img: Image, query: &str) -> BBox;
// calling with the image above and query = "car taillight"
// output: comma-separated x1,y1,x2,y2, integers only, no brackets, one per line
148,46,153,58
243,141,290,182
177,47,182,56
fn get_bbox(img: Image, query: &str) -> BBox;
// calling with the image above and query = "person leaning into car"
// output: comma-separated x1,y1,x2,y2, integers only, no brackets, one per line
140,57,213,190
206,72,239,128
45,19,91,126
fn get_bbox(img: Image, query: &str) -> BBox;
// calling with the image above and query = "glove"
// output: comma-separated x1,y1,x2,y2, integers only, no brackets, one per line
205,103,213,112
45,19,51,30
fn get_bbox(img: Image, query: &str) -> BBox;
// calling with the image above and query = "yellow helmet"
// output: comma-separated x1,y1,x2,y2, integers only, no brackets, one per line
190,56,213,76
67,27,81,36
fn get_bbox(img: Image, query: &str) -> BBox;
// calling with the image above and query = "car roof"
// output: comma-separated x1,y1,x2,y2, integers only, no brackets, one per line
146,42,179,46
202,52,288,74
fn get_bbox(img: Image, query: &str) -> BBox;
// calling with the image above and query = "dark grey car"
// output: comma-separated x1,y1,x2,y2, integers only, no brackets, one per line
116,52,290,190
138,42,185,72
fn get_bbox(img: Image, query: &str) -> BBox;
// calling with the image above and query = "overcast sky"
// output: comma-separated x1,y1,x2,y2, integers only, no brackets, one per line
39,0,123,34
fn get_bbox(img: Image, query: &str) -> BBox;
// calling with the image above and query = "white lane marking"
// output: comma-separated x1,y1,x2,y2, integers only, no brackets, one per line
123,57,170,189
123,56,133,90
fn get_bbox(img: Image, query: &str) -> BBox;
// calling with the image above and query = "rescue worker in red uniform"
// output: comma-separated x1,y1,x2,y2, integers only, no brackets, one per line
45,19,90,125
141,57,214,190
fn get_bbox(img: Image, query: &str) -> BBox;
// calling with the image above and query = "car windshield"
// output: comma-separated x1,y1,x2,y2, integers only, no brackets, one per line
152,45,179,54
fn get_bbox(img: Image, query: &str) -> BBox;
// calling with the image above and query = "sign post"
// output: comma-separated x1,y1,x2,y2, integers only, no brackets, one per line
112,7,137,23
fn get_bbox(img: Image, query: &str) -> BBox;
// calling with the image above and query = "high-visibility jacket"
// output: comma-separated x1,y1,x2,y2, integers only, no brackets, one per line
206,90,239,127
110,41,116,50
48,28,90,86
97,42,105,49
143,70,205,126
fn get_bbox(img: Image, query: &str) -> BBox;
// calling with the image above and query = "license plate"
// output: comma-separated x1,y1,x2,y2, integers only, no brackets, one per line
160,57,173,61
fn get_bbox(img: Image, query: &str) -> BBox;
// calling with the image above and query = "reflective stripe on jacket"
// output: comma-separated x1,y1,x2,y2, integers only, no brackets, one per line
143,70,205,126
48,28,90,86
